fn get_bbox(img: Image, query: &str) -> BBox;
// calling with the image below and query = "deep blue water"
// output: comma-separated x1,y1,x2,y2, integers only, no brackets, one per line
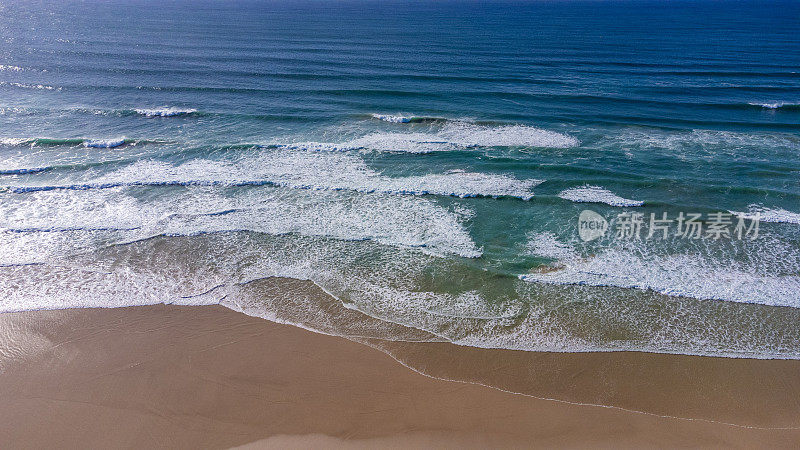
1,0,799,357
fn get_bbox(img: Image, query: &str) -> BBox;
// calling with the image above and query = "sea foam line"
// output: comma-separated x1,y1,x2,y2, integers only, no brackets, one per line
558,185,644,207
0,137,154,148
279,121,578,154
1,152,542,200
520,233,800,308
0,81,58,90
134,107,197,117
748,101,800,110
731,205,800,225
371,113,446,123
83,137,127,148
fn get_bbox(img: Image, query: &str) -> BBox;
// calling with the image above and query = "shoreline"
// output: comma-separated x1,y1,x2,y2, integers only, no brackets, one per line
2,303,800,448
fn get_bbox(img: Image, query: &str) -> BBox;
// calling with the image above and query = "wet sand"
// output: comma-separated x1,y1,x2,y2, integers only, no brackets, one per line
1,304,799,449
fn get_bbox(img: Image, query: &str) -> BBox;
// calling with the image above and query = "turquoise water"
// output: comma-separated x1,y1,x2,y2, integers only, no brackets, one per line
1,0,799,357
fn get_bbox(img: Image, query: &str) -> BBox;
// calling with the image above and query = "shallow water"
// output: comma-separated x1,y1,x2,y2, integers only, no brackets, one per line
1,0,799,357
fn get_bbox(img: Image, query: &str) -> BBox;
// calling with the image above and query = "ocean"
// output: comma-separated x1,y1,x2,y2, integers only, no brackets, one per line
1,0,798,358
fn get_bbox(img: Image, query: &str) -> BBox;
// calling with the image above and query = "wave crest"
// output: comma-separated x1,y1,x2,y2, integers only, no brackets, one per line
748,101,800,110
281,122,578,154
731,205,800,224
558,185,643,207
135,107,197,117
521,233,800,307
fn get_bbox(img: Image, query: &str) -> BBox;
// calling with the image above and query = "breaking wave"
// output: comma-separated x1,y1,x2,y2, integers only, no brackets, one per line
520,233,800,308
558,185,644,207
0,81,58,90
0,186,483,260
748,101,800,110
0,137,157,148
0,167,50,175
731,205,800,224
371,113,447,123
134,107,198,117
83,137,127,148
278,122,578,154
1,150,541,200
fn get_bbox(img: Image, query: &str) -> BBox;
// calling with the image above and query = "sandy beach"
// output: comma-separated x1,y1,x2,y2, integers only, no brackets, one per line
2,0,799,448
1,303,799,449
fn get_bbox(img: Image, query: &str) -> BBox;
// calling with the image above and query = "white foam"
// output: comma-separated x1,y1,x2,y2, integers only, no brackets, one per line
1,82,57,90
0,188,142,232
341,281,528,333
2,224,799,358
347,132,462,153
386,171,541,199
0,65,23,72
0,263,225,313
0,179,483,260
0,146,543,258
280,141,362,152
439,122,579,148
519,235,800,308
135,107,197,117
524,231,577,260
604,129,800,160
27,150,539,200
731,205,800,225
282,122,578,154
558,185,644,207
191,193,482,258
0,138,31,146
749,101,800,109
83,138,126,148
423,291,525,320
371,113,411,123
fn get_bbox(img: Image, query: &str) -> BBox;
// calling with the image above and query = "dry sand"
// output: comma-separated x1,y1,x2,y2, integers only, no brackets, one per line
1,304,799,449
